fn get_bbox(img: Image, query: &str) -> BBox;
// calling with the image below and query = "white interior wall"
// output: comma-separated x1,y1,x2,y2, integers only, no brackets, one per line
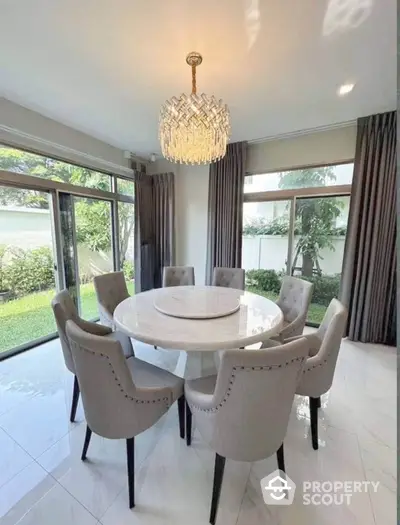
153,124,357,283
0,98,133,176
150,159,209,285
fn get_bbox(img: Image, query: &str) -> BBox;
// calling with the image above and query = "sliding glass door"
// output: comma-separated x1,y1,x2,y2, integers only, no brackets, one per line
59,194,114,320
242,163,353,326
292,195,350,324
0,185,57,354
243,200,291,301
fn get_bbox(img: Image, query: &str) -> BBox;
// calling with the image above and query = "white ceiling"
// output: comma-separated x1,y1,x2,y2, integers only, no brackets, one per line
0,0,396,157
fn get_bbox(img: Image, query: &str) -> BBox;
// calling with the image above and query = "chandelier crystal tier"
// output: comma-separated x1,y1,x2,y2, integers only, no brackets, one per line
159,52,231,165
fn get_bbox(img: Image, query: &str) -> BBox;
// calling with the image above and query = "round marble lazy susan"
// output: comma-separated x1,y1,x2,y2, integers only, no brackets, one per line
153,285,241,319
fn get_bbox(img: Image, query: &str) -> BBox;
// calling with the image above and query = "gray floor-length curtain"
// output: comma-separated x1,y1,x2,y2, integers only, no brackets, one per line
152,172,175,288
134,170,154,292
134,169,175,292
206,142,247,284
340,111,396,345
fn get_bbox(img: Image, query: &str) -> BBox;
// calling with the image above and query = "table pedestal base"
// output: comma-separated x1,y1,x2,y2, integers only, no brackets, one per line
175,351,218,380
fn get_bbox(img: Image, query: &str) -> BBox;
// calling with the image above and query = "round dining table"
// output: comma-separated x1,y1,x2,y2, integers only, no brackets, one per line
114,285,283,379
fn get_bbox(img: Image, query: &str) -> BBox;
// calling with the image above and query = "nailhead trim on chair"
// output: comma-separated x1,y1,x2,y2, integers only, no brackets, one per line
74,343,170,407
189,356,305,413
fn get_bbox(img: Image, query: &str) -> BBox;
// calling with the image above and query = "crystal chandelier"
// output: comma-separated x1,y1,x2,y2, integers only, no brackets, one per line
159,52,231,165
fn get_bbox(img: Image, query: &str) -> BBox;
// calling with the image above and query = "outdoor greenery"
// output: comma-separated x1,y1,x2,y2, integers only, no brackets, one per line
0,246,54,296
0,244,135,298
0,281,135,353
246,285,326,324
0,146,135,266
243,167,347,278
246,268,340,309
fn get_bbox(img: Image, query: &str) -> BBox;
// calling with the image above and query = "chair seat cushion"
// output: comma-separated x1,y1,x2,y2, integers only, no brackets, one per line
126,357,184,402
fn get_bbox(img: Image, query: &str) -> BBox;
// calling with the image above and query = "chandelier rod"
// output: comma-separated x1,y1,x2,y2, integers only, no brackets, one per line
186,52,203,95
191,65,196,95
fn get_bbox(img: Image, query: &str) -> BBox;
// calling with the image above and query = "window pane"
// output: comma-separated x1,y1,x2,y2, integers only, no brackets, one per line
242,200,291,300
244,163,353,193
116,177,134,197
74,197,114,320
0,185,57,353
0,145,111,191
118,202,135,296
292,195,350,325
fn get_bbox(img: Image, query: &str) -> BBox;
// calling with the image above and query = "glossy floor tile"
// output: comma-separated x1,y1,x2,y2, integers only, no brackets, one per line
0,337,396,525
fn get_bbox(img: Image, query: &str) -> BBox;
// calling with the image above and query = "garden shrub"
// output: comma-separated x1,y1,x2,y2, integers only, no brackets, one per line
4,246,54,296
245,269,282,295
301,274,341,306
123,260,134,280
245,269,340,306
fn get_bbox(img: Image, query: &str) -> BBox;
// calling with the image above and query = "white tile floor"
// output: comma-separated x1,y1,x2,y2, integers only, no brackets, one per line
0,336,396,525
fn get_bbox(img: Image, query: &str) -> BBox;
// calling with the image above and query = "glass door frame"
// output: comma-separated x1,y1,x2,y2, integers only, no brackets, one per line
0,168,134,360
244,183,352,328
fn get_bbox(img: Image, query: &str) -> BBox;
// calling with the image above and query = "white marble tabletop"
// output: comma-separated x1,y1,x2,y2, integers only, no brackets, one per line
114,286,283,351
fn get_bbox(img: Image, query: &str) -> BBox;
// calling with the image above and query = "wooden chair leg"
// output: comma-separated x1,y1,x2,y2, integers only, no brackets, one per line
81,425,92,461
70,375,80,422
209,454,226,525
126,437,135,508
177,395,185,439
186,400,192,446
310,397,319,450
276,443,285,472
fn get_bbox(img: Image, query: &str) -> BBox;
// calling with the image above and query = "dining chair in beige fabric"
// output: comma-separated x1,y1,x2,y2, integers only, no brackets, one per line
93,271,134,357
51,290,112,422
66,320,185,509
185,338,309,524
162,266,195,287
212,267,245,290
274,276,314,341
293,298,347,450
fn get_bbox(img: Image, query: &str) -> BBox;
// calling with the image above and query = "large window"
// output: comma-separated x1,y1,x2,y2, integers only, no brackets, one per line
0,145,135,357
0,146,111,191
243,163,352,326
0,186,57,353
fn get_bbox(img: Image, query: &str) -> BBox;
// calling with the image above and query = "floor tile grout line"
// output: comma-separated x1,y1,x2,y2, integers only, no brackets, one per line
355,432,379,525
234,463,252,525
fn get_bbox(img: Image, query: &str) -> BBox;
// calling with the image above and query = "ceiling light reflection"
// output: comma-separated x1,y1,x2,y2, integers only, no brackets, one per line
323,0,373,36
337,83,355,95
244,0,261,50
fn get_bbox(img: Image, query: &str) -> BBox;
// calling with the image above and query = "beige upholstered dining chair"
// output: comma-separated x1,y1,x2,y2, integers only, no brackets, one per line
274,276,314,341
294,298,347,449
185,338,309,524
93,271,134,357
51,290,113,422
212,267,245,290
162,266,195,287
66,320,185,509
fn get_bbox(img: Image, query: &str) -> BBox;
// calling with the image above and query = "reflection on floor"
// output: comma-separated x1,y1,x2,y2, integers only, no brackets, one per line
0,336,396,525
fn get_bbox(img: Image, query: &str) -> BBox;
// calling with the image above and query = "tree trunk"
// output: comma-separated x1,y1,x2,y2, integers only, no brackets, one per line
302,253,313,277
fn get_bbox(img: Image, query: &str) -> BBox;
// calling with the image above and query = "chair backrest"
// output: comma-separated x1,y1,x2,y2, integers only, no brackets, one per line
51,290,79,374
277,276,313,323
66,320,170,439
297,298,348,397
162,266,195,287
94,271,129,326
212,267,245,290
193,338,309,462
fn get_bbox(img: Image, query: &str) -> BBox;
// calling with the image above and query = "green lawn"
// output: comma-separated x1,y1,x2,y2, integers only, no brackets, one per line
246,286,326,325
0,280,134,354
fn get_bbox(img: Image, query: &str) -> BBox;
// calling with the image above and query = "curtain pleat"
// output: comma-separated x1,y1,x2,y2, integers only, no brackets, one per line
206,142,247,284
340,111,396,345
134,170,175,292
